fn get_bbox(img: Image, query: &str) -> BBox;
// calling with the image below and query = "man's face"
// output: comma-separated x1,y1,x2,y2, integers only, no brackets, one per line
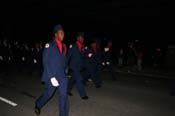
91,43,97,48
55,30,65,41
108,42,112,46
77,36,84,43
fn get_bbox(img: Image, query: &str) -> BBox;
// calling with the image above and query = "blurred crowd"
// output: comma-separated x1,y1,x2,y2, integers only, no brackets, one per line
0,37,165,75
0,39,43,75
0,33,173,96
115,41,164,71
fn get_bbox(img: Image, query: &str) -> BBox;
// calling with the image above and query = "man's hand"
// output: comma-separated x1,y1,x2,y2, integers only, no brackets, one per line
104,47,109,52
106,61,110,65
102,62,105,66
88,53,93,58
50,77,59,87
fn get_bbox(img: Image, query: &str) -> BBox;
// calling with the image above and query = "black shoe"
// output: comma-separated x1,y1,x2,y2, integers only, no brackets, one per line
35,106,41,115
68,92,73,96
81,96,89,100
96,85,102,88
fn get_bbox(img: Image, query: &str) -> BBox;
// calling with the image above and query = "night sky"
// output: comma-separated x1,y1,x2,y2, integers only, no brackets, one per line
0,0,170,45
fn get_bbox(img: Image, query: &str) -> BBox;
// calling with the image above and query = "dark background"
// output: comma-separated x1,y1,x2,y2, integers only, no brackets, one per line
0,0,170,45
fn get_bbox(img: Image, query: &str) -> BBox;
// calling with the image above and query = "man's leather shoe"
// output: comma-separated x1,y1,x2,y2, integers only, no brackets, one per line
96,85,102,88
68,92,73,96
35,106,41,115
81,96,89,100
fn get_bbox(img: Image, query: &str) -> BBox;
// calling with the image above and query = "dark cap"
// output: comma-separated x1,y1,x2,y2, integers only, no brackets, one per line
77,32,85,37
53,24,63,33
90,38,98,44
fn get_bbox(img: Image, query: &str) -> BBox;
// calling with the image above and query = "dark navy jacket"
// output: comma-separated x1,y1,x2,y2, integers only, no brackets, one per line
67,43,85,71
102,49,113,65
84,47,102,66
41,40,67,83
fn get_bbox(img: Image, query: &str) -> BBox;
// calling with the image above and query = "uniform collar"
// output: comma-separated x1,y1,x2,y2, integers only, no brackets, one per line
55,38,63,53
55,38,62,45
76,41,84,51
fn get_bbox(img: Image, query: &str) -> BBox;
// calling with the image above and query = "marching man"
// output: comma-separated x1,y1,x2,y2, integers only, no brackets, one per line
35,25,69,116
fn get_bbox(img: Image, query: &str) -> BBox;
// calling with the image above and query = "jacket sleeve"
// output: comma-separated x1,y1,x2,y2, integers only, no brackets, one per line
84,48,91,58
42,46,56,80
66,45,73,66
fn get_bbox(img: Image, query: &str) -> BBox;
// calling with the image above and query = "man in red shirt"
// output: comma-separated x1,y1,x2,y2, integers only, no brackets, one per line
35,25,69,116
67,32,88,99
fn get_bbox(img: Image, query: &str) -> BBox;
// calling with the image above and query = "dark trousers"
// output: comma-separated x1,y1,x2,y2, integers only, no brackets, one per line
104,64,116,80
85,64,102,86
68,70,87,97
35,78,69,116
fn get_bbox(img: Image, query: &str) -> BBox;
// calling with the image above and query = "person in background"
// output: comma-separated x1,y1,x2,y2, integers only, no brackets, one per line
136,47,143,71
127,42,136,72
118,48,124,67
67,32,89,100
84,39,103,88
102,40,116,81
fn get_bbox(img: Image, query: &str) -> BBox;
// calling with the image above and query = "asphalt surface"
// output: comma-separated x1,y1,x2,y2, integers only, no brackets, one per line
0,71,175,116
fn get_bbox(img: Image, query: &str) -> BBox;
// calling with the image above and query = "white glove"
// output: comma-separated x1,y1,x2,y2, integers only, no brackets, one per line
50,77,59,87
88,53,93,58
0,56,3,61
22,57,25,61
84,46,88,50
8,57,11,61
88,79,93,82
102,62,105,66
106,61,110,65
104,47,109,52
33,59,37,64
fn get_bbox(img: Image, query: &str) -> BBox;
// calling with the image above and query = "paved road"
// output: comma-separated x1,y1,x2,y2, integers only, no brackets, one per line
0,72,175,116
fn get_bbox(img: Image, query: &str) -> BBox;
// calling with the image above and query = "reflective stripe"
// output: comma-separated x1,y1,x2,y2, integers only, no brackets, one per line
0,96,18,107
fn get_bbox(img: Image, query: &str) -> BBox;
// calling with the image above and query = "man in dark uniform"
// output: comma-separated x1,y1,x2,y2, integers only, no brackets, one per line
127,42,136,71
1,39,9,75
35,25,69,116
101,40,116,81
14,41,23,72
67,32,88,99
30,42,43,75
84,39,103,88
18,44,27,72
